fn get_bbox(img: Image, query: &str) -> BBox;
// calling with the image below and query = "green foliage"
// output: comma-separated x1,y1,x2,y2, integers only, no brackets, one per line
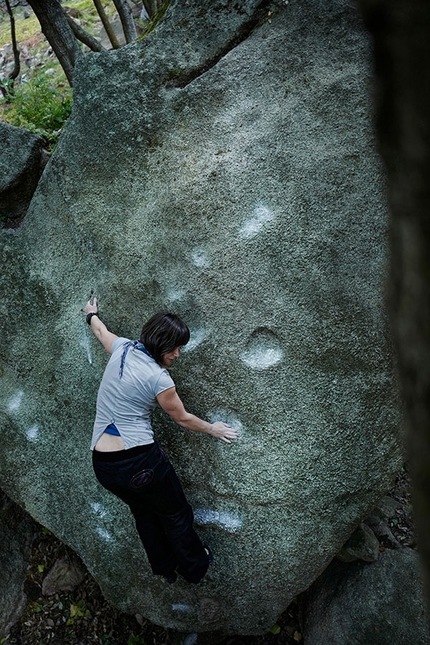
102,637,116,645
66,598,91,626
1,74,72,144
127,636,146,645
0,76,15,95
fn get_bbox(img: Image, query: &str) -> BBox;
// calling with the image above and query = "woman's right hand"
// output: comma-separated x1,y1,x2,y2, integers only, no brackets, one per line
84,295,98,316
209,422,239,444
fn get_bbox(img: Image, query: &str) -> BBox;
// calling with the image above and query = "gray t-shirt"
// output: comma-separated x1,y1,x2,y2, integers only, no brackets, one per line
90,337,175,450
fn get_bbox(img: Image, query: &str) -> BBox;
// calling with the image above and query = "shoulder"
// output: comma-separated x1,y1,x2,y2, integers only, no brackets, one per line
111,336,130,356
111,337,131,354
153,367,175,394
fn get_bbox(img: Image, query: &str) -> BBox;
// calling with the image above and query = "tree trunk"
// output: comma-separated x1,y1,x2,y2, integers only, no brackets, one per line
26,0,81,86
1,0,20,97
5,0,20,82
92,0,120,49
142,0,163,20
356,0,430,606
66,14,107,52
112,0,137,43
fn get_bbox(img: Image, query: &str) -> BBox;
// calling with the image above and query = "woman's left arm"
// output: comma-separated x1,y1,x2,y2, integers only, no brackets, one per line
157,387,239,444
84,297,118,354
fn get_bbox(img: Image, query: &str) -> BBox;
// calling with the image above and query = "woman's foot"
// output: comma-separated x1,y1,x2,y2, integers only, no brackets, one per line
162,572,177,584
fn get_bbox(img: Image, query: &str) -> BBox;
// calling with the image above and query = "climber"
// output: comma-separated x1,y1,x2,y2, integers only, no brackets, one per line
84,295,238,584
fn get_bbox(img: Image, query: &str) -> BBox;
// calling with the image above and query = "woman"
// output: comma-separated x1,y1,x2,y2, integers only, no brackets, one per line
84,296,238,584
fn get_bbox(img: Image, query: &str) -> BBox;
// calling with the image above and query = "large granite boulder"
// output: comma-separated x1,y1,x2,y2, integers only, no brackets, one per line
0,122,45,223
0,491,36,639
0,0,402,635
299,548,430,645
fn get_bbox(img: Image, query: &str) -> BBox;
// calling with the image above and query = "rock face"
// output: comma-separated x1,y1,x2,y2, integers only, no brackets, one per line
0,122,45,222
337,523,380,563
0,492,36,639
299,549,430,645
0,0,402,635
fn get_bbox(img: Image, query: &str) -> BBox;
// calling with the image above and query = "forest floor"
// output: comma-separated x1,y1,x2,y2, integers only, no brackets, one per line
4,468,415,645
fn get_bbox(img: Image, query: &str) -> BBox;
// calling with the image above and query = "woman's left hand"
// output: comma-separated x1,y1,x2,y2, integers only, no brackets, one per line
209,422,239,444
156,388,240,443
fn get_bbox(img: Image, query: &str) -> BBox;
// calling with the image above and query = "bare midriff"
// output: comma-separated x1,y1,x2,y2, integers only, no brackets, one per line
94,433,125,452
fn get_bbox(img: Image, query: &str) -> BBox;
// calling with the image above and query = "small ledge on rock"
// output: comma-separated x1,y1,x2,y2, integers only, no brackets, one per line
191,248,210,268
25,425,39,443
194,508,242,532
182,328,205,352
240,327,284,370
239,204,274,239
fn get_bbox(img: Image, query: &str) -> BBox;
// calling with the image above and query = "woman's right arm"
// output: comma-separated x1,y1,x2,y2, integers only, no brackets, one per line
157,387,239,444
84,297,118,354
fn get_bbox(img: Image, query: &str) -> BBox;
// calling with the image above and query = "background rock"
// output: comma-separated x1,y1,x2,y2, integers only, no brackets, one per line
0,0,402,635
337,522,380,563
299,548,430,645
42,556,86,595
364,495,403,548
0,491,36,639
0,122,45,223
356,0,430,606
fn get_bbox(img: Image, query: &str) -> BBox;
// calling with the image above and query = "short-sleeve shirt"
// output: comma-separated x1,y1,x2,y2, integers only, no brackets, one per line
90,337,175,450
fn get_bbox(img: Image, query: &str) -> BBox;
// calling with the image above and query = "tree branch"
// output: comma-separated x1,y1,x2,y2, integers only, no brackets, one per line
112,0,137,43
1,0,20,97
5,0,20,83
26,0,81,86
66,13,107,52
92,0,120,49
142,0,159,19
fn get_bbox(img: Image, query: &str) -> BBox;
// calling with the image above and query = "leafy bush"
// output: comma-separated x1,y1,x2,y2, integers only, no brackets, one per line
1,74,72,144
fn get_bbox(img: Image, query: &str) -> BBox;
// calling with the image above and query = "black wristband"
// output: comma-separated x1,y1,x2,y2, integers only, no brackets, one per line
86,312,99,325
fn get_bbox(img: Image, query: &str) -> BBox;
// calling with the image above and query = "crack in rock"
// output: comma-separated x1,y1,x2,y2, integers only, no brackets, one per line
165,0,275,89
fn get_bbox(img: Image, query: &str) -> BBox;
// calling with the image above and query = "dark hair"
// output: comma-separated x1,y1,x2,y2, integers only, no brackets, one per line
140,312,190,365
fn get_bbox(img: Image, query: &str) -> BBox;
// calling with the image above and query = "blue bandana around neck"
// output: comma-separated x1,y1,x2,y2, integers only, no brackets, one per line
119,340,154,378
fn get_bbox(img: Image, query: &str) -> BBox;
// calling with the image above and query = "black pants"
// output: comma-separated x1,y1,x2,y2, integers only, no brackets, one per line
92,442,209,583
